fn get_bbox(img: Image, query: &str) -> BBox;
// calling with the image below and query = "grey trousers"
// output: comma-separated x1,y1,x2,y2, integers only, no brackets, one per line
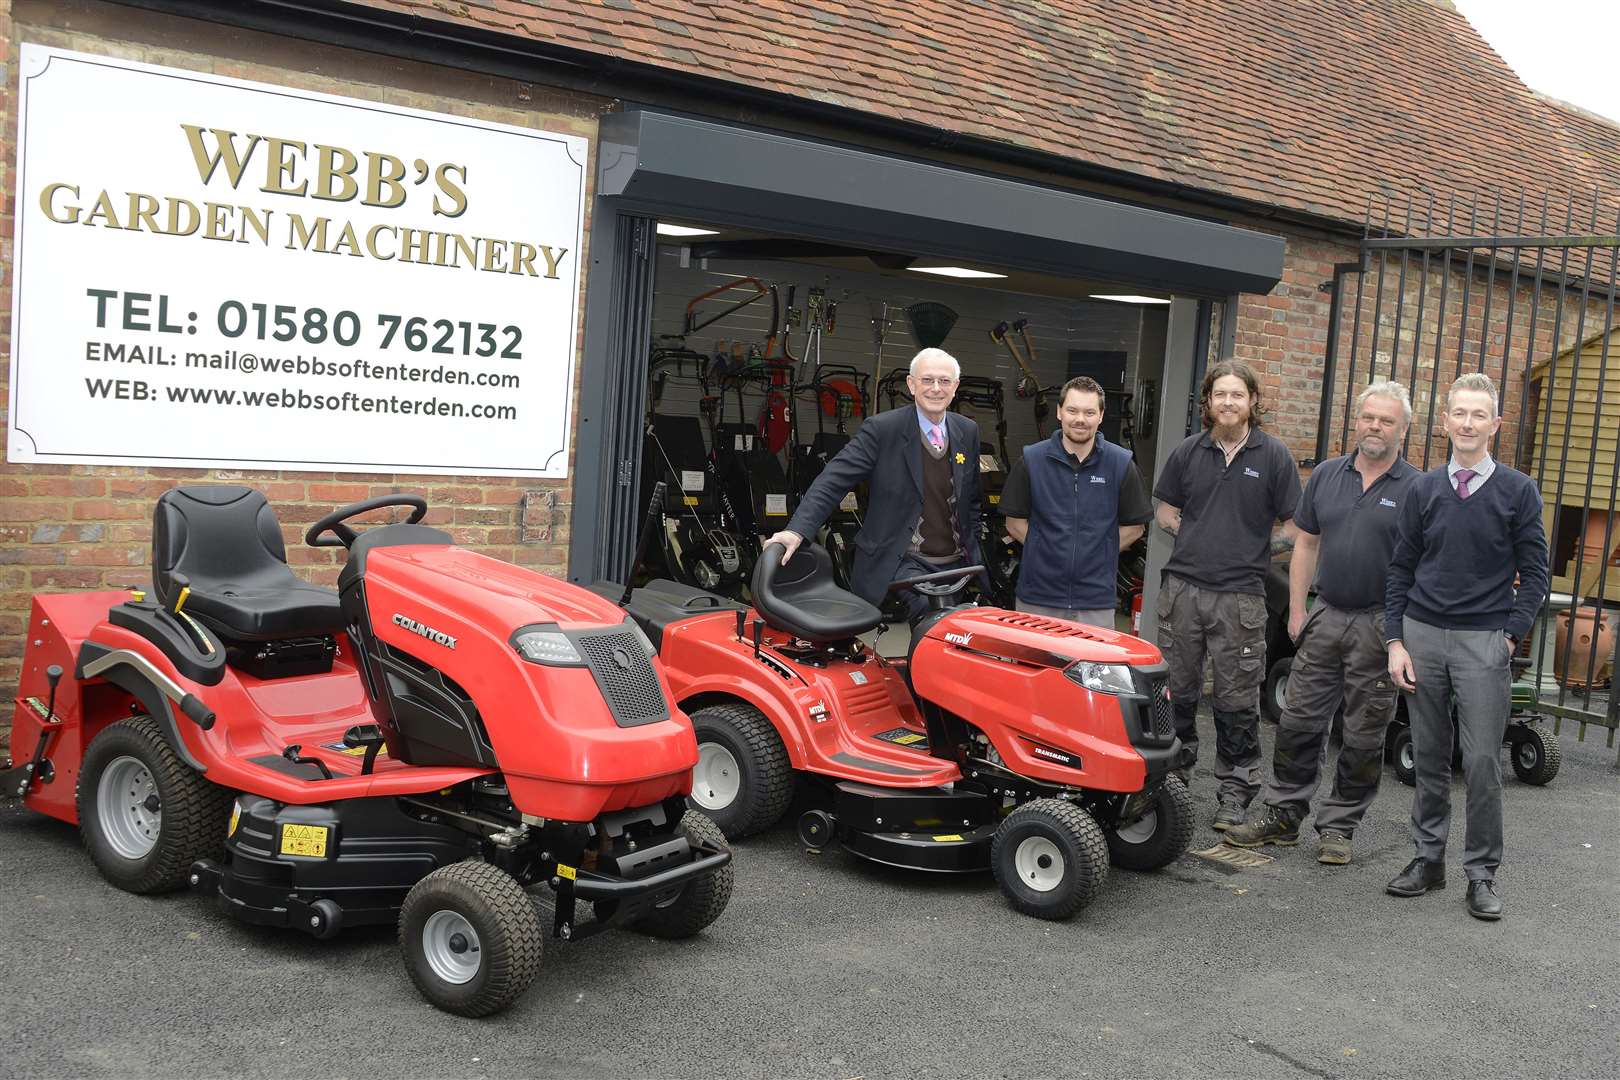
1157,574,1268,806
1403,616,1513,881
1260,603,1397,836
1016,599,1116,630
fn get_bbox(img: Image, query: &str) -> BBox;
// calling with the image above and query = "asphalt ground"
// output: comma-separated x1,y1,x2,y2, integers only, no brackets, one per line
1,711,1616,1080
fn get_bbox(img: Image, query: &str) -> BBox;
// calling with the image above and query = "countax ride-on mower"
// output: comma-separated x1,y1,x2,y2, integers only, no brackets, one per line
2,486,733,1016
612,539,1194,920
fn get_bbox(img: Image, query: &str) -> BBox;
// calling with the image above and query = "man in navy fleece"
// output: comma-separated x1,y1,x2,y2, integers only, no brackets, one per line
1382,373,1548,921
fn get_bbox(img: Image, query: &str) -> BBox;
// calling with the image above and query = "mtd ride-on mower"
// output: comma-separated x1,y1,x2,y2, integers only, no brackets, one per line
610,538,1194,920
2,486,733,1016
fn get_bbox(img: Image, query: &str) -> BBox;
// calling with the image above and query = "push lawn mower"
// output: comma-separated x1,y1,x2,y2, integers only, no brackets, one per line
2,486,733,1016
605,539,1194,921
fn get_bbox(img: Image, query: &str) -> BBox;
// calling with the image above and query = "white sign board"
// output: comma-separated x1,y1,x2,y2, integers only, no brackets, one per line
8,45,587,477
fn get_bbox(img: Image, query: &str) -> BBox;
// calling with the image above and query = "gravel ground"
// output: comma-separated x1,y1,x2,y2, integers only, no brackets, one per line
1,711,1616,1080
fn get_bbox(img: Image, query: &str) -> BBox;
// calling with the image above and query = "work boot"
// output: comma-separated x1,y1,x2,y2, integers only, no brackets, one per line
1211,801,1246,832
1317,830,1352,865
1222,805,1300,847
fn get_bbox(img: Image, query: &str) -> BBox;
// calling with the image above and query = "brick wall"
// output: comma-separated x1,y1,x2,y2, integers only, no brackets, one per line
0,0,610,749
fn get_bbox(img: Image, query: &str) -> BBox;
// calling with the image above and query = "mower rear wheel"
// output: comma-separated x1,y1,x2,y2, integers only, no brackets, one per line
991,798,1109,920
77,715,231,894
633,810,736,939
1105,774,1194,871
687,703,795,839
400,861,542,1017
1509,725,1561,786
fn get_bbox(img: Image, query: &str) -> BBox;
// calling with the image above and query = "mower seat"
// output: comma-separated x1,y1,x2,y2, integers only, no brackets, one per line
152,486,344,642
752,542,880,643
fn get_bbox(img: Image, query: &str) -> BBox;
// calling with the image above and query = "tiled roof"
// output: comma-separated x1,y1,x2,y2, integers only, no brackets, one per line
351,0,1618,231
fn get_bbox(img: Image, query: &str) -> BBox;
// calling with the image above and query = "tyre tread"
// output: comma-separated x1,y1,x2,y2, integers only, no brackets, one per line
689,703,794,838
399,861,543,1018
991,797,1109,920
634,810,735,939
77,714,231,894
1106,773,1194,871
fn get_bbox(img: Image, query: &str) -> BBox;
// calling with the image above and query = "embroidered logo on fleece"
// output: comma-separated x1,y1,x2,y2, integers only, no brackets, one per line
1379,497,1397,508
1090,475,1107,484
1243,466,1261,478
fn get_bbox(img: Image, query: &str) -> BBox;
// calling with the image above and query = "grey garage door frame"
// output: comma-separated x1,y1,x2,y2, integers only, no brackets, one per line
569,109,1285,587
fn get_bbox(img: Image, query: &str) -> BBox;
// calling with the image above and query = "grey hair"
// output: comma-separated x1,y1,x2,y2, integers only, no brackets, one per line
1447,372,1499,416
909,348,961,380
1355,380,1412,424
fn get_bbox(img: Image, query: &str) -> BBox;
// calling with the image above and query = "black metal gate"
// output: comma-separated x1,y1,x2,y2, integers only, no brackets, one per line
1319,190,1620,760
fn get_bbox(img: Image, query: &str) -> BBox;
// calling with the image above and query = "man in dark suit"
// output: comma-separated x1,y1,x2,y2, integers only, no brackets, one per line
765,348,982,618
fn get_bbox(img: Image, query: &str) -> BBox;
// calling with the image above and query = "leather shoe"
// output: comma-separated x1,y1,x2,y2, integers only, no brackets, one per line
1386,857,1446,897
1467,879,1503,920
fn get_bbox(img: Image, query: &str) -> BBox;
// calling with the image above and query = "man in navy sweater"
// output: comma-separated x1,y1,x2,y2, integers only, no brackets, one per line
1383,372,1548,920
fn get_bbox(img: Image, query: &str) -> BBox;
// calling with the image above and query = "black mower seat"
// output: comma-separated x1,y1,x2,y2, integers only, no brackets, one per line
752,542,881,643
152,486,343,642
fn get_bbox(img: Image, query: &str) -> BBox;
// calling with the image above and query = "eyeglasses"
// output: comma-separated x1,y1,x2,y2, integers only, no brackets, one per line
912,376,957,388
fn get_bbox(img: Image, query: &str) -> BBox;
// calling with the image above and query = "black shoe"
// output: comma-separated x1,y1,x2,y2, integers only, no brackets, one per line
1386,857,1446,897
1211,802,1246,831
1467,879,1503,920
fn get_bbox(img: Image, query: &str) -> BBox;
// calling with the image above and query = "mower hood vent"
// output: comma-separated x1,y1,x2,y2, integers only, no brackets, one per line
978,612,1101,639
576,630,671,728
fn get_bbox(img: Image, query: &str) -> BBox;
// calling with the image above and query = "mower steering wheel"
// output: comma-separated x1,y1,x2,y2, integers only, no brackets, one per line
888,564,986,597
305,494,429,549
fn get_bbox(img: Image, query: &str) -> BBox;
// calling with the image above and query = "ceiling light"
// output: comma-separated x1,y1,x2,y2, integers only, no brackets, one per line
908,266,1008,279
1089,294,1171,304
657,223,720,238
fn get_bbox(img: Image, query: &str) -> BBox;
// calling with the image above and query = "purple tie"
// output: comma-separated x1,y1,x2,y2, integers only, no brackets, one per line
929,425,944,451
1456,468,1476,498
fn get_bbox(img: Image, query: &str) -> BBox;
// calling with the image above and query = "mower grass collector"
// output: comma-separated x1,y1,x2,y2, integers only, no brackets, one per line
1,486,733,1017
608,539,1194,922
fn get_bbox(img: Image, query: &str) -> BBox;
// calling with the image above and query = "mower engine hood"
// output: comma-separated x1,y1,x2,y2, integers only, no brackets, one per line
921,608,1161,669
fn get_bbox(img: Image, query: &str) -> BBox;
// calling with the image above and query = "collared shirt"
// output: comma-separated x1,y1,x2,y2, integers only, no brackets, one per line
1154,425,1302,595
1447,453,1495,493
1294,451,1416,609
915,406,946,449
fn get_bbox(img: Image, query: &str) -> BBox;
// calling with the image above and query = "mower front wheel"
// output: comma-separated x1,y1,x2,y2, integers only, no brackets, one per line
1509,725,1561,786
687,703,795,839
77,715,232,894
991,798,1109,920
399,862,543,1017
1105,774,1194,871
633,810,736,939
1389,726,1416,787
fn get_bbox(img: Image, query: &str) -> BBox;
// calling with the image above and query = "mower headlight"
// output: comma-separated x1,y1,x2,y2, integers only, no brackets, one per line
625,619,656,659
512,626,583,666
1065,660,1136,696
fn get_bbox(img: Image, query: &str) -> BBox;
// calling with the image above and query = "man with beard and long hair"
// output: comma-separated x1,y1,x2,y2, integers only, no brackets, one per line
1224,381,1415,865
1153,359,1302,830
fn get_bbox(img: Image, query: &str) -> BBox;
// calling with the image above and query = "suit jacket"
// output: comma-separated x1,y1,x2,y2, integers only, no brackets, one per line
786,406,983,605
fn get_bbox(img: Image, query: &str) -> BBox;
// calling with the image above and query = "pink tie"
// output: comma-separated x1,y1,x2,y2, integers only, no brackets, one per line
929,426,944,451
1456,468,1476,498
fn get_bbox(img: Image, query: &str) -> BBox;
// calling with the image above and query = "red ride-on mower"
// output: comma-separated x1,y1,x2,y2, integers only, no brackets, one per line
610,540,1193,920
2,486,732,1016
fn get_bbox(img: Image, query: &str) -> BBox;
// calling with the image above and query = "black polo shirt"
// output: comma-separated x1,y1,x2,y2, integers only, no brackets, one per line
1154,426,1301,595
1296,451,1415,609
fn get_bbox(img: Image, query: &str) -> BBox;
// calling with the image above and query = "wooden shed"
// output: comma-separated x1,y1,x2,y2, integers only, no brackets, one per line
1524,326,1620,600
